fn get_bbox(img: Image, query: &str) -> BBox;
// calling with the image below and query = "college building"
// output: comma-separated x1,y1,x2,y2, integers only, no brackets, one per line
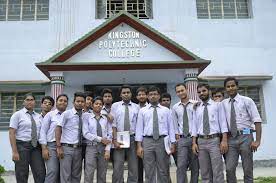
0,0,275,169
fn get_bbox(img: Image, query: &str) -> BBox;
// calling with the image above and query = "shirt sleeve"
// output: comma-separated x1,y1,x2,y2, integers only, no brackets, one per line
105,122,113,151
172,108,180,135
39,113,51,145
247,98,262,123
167,110,176,143
218,102,229,133
57,112,66,127
9,112,20,129
135,110,144,142
110,104,117,128
82,114,102,143
191,109,198,137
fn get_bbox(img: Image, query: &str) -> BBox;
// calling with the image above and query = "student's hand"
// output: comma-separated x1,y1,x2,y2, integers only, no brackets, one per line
251,140,260,152
175,134,180,141
192,143,199,155
104,151,110,160
107,114,114,123
56,146,64,159
113,140,123,149
101,138,111,145
42,147,50,160
220,140,228,154
12,151,20,161
193,102,201,110
170,144,176,154
137,146,144,158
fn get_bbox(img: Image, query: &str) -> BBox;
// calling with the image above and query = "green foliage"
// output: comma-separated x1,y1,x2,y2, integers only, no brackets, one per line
255,177,276,183
0,165,5,175
0,165,5,183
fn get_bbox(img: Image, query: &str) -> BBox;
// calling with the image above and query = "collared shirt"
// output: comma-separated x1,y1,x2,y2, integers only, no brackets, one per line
135,103,176,143
192,99,228,137
172,100,195,135
82,113,112,151
111,101,139,134
222,93,262,130
57,108,81,144
39,109,63,145
9,107,42,141
101,105,112,115
138,102,148,110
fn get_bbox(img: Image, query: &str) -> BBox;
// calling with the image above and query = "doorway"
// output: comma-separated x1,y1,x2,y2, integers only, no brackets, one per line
84,83,167,103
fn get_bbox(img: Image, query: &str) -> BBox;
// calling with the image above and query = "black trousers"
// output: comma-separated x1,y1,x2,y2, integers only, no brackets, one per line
15,140,45,183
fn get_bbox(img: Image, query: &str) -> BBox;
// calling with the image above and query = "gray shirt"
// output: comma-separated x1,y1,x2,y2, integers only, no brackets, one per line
9,107,42,141
57,108,81,144
39,109,63,145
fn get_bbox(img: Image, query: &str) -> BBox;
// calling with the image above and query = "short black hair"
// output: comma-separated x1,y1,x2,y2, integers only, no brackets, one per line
136,87,148,96
24,93,35,100
197,83,210,91
224,77,239,87
101,88,113,97
56,94,68,102
211,88,224,97
85,91,94,99
175,83,186,90
73,92,86,102
41,96,55,106
92,96,103,104
148,86,161,95
161,93,171,100
119,85,132,94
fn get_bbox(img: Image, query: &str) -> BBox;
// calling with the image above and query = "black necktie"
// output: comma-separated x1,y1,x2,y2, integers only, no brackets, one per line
77,111,83,145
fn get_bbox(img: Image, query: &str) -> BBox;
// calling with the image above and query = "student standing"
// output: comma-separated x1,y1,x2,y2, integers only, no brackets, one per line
9,93,46,183
136,86,148,183
39,94,68,183
111,85,139,183
83,97,112,183
40,96,55,118
55,92,85,183
172,83,199,183
222,77,262,183
192,83,228,183
136,86,176,183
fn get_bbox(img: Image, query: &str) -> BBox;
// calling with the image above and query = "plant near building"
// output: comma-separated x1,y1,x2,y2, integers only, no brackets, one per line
0,164,5,183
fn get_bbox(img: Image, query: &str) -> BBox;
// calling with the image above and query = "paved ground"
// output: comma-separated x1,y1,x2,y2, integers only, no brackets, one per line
2,165,276,183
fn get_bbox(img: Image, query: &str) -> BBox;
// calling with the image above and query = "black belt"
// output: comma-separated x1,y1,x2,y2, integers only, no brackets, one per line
61,143,81,148
179,134,191,138
143,135,166,138
198,133,220,139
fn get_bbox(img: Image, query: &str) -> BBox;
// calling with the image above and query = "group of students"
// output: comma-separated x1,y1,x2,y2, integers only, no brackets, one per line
9,76,262,183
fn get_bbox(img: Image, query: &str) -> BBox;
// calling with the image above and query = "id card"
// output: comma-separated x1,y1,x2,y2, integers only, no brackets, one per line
242,128,251,135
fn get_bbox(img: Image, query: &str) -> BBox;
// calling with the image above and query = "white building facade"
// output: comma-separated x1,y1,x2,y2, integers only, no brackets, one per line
0,0,275,169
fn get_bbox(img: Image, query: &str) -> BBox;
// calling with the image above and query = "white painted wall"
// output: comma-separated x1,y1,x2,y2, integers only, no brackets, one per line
0,0,276,169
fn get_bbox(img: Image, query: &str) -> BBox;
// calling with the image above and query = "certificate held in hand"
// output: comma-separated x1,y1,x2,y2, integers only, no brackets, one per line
117,131,130,148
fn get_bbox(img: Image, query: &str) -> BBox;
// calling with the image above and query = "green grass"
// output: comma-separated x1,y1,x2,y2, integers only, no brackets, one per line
254,177,276,183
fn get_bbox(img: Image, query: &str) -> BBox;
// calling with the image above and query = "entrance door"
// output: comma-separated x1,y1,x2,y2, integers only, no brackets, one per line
84,83,167,103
